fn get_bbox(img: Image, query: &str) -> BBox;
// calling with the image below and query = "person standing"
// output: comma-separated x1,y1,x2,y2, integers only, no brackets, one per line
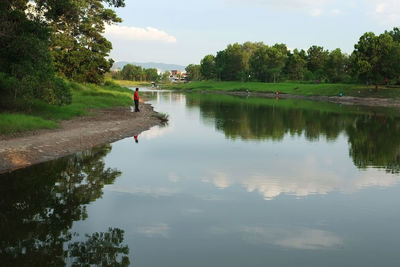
134,88,140,112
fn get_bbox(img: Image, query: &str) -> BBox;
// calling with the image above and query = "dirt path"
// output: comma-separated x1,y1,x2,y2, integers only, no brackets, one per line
0,103,164,174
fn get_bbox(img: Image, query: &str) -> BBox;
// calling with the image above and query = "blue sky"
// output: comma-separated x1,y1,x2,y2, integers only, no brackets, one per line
104,0,400,66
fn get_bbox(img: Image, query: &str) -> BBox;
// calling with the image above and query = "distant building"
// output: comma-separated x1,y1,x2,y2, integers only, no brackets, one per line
170,70,181,76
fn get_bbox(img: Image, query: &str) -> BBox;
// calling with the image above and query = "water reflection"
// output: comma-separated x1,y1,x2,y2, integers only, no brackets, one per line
0,145,128,265
185,93,400,173
68,228,130,266
241,227,343,250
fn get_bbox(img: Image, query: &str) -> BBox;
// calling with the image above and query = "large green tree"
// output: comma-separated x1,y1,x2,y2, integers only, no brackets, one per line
284,49,308,81
37,0,124,84
216,43,246,81
200,55,217,80
307,45,329,80
325,48,350,83
0,1,71,107
249,44,288,82
185,64,201,81
352,32,400,89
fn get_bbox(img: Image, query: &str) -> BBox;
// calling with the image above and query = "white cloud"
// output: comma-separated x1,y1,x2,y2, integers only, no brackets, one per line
242,227,343,250
368,0,400,25
201,154,400,200
105,25,177,43
310,8,323,16
330,8,341,15
202,171,232,189
137,223,170,238
106,186,180,197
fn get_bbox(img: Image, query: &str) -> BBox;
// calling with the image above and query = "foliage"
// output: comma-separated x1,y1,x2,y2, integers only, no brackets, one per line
200,55,217,80
161,70,171,83
42,0,123,84
0,0,125,110
68,228,130,266
185,64,201,81
216,43,247,81
0,144,124,265
249,43,288,82
0,7,72,107
118,64,159,81
284,49,308,81
352,32,400,88
193,27,400,86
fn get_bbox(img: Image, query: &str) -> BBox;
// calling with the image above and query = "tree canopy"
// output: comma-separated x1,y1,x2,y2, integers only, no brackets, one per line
198,27,400,86
0,0,125,108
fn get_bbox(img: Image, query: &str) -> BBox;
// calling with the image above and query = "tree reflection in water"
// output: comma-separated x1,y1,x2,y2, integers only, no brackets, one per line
67,228,129,266
186,93,400,173
0,145,130,266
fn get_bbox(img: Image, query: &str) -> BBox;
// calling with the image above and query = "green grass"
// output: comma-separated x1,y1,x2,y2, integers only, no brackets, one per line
164,81,400,99
0,113,57,134
0,81,134,135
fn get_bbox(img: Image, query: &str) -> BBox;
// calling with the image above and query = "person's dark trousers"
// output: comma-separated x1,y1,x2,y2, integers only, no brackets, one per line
134,100,139,112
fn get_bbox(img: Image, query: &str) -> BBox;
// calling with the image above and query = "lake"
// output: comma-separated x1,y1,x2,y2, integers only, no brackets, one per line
2,90,400,266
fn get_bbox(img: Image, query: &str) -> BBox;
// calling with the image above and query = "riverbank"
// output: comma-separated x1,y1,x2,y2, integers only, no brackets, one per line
0,81,135,135
0,103,165,174
164,81,400,107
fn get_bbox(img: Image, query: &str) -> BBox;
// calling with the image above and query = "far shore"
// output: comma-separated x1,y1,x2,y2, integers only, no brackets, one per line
216,91,400,108
163,81,400,108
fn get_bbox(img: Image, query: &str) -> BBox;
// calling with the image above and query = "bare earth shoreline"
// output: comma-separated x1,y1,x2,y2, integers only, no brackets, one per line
0,103,163,174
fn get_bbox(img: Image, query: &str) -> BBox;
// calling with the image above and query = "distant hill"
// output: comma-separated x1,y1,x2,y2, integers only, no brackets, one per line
112,61,186,72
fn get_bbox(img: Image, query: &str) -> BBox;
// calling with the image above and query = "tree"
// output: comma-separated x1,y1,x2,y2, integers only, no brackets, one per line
161,71,171,83
325,48,350,83
185,64,201,81
386,27,400,43
307,45,329,79
0,2,71,107
44,0,123,84
200,55,217,80
352,32,400,89
284,49,307,81
144,68,159,82
0,144,122,265
249,43,287,82
121,64,146,81
68,228,130,266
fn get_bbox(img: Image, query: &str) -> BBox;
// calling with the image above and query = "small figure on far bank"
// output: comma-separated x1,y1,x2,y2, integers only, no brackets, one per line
134,88,140,112
385,77,389,86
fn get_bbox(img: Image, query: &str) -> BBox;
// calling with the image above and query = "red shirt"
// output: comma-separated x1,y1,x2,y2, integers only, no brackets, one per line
134,91,139,100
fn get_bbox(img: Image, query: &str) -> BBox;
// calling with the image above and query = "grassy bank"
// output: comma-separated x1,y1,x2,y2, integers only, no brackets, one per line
164,81,400,98
0,81,134,135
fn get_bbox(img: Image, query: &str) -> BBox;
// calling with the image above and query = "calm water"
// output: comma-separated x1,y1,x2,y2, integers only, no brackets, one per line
2,90,400,266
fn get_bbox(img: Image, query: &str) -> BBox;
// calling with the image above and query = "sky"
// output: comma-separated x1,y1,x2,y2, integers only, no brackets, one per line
104,0,400,66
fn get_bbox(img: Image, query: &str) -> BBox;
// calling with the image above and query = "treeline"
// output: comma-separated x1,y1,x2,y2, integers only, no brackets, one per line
0,0,124,108
111,64,159,82
185,28,400,87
